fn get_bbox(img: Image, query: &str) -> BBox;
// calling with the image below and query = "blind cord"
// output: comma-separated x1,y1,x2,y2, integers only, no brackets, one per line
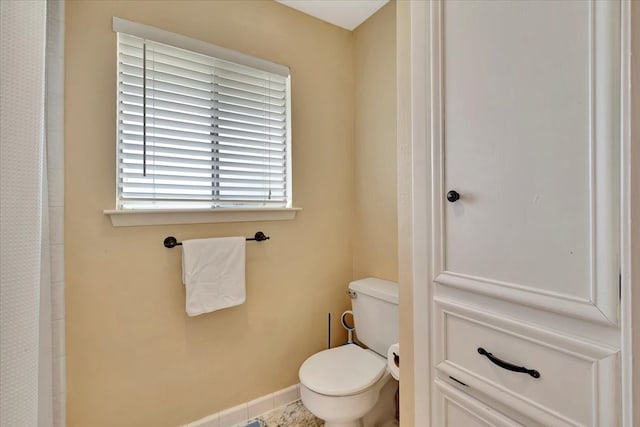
142,41,147,177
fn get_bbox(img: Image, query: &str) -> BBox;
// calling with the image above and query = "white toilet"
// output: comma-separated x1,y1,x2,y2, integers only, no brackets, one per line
299,278,399,427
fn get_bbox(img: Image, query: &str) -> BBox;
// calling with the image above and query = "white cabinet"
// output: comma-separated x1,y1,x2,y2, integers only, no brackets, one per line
416,1,631,425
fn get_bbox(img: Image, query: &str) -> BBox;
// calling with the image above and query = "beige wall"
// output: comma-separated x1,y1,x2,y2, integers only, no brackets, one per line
395,2,415,425
632,2,640,422
65,2,355,426
353,2,398,282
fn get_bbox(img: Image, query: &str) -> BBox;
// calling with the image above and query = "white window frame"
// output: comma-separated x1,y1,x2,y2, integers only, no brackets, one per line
104,18,300,226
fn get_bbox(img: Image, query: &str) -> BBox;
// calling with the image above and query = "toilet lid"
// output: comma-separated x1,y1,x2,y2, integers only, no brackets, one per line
299,344,386,396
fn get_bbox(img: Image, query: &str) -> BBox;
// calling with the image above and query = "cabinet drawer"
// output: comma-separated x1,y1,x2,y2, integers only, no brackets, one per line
435,378,523,427
434,299,618,427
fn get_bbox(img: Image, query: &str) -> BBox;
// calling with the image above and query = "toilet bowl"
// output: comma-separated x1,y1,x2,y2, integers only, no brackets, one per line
299,344,392,427
298,278,399,427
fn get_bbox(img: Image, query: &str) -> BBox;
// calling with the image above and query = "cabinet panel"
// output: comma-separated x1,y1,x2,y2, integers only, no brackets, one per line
434,0,620,324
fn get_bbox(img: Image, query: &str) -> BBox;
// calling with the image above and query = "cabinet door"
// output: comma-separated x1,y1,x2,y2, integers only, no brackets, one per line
433,0,621,324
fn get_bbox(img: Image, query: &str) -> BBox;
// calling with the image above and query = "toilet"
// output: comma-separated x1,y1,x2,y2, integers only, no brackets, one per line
299,278,399,427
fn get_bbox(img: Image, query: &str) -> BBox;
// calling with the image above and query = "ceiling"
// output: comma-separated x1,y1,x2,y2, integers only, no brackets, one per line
275,0,390,31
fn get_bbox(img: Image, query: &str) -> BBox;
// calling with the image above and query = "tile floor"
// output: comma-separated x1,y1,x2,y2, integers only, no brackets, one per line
241,400,323,427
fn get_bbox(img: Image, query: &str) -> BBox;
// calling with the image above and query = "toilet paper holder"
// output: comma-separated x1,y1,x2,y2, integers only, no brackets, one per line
341,310,355,344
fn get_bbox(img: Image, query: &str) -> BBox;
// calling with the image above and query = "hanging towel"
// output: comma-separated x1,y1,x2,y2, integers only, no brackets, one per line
181,237,246,316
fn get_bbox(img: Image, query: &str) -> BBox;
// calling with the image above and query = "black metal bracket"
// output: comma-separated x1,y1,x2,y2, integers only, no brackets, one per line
163,232,270,248
449,376,469,387
477,347,540,379
163,236,180,248
247,231,269,242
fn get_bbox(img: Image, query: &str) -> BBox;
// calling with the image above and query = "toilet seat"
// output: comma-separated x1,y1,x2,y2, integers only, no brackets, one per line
299,344,386,397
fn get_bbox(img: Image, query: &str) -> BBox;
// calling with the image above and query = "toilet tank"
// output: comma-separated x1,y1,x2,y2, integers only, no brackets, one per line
349,278,399,357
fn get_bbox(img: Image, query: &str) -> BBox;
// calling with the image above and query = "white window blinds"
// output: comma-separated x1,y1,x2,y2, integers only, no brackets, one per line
116,28,291,209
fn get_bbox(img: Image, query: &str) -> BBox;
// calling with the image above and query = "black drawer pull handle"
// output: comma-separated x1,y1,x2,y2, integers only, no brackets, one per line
477,347,541,379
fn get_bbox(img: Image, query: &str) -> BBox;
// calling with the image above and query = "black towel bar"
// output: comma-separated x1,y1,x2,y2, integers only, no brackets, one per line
163,232,269,248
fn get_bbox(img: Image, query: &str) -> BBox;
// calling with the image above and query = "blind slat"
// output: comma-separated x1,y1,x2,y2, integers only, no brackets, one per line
120,110,285,135
120,122,286,144
120,132,286,153
121,165,285,179
120,193,286,202
120,122,214,143
121,172,284,185
214,101,286,122
212,68,286,92
121,152,285,172
120,62,214,93
215,76,286,100
120,92,287,122
121,81,287,116
120,82,214,110
121,153,286,170
120,141,286,163
215,94,286,115
123,75,216,102
120,64,286,106
214,84,286,107
121,182,285,192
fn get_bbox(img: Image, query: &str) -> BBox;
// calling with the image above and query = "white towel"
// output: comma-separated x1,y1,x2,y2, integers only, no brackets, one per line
182,237,246,316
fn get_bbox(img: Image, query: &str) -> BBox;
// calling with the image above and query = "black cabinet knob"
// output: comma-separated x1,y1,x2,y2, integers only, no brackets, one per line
447,190,460,203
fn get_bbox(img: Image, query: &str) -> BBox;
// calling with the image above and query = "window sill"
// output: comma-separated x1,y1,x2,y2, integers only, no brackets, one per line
104,207,301,227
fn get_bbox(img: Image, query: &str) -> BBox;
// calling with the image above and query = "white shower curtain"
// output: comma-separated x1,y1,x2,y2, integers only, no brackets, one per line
0,1,65,426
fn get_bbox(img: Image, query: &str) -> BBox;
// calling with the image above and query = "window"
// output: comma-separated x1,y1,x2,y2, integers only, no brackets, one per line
114,18,291,211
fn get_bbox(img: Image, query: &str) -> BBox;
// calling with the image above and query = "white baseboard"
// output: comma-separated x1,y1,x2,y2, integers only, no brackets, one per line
184,384,301,427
